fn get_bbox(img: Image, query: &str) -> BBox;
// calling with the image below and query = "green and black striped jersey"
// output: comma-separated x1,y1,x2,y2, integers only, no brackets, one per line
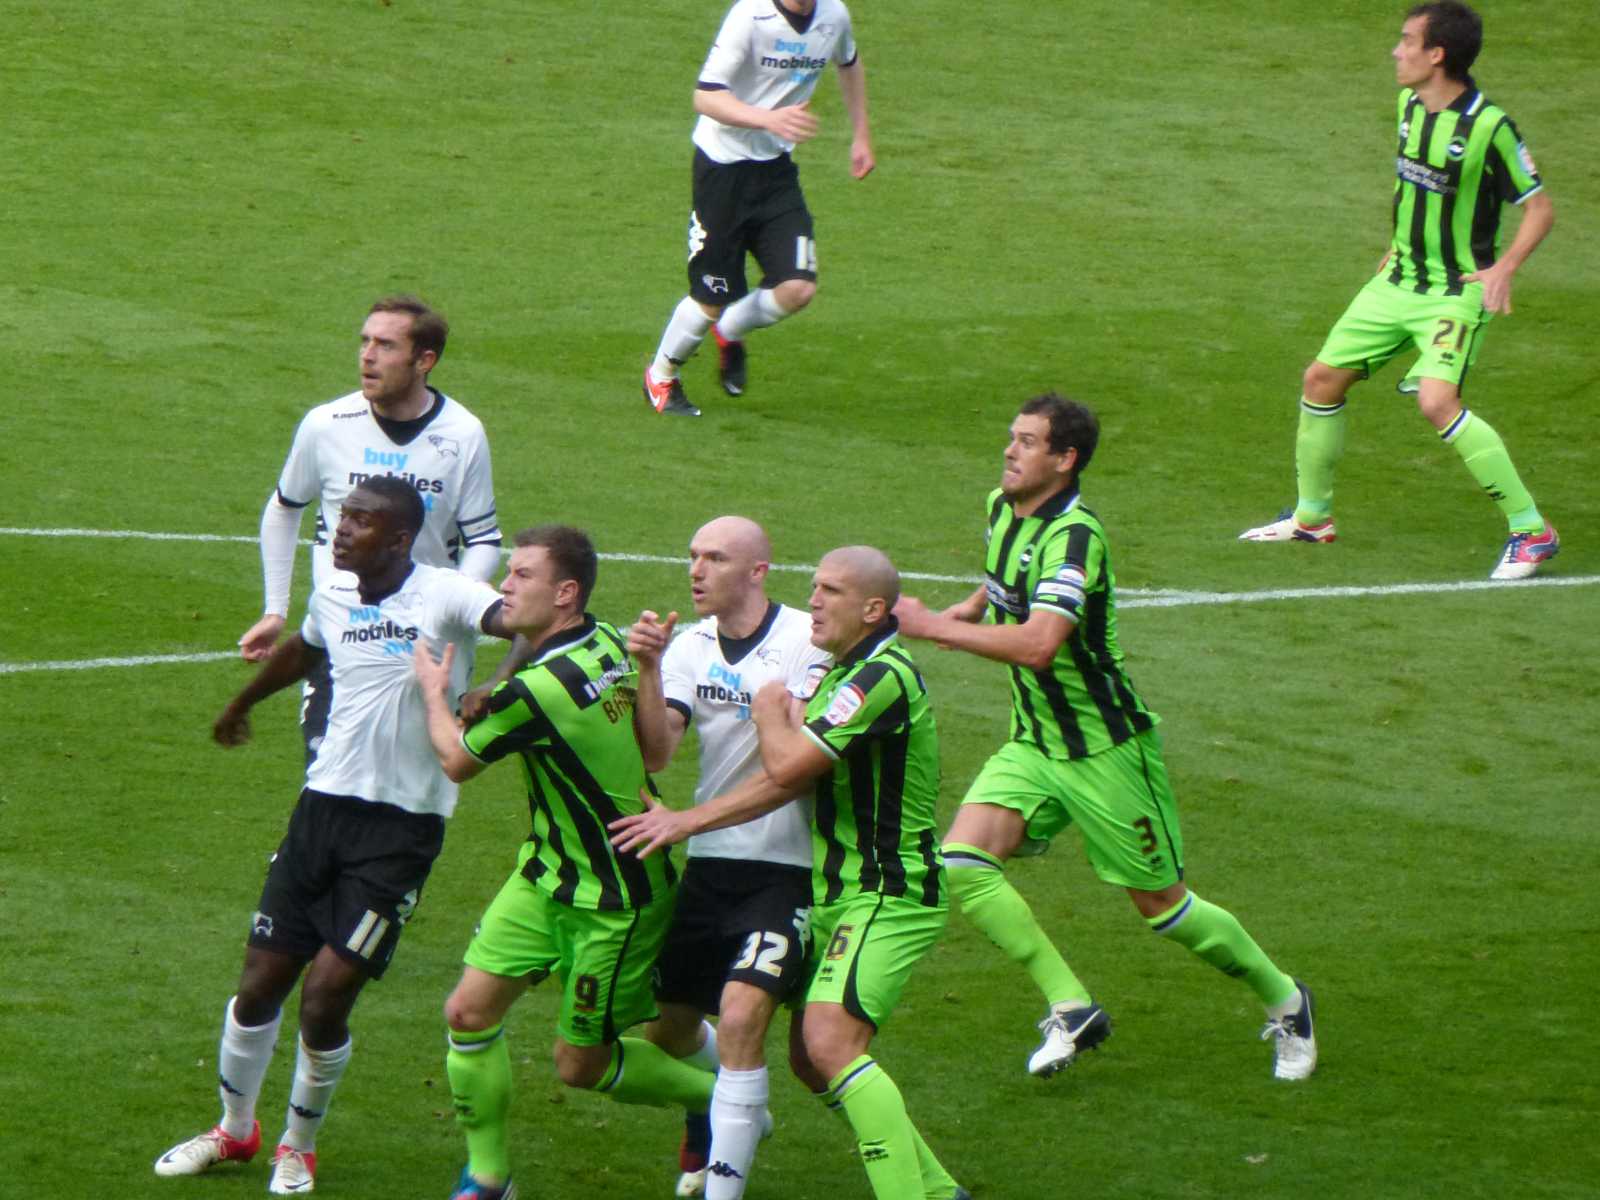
983,486,1157,760
462,615,676,911
1387,83,1542,297
800,621,945,909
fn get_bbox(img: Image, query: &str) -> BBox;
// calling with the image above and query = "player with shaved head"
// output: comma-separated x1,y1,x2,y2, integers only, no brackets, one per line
616,544,968,1200
623,516,829,1198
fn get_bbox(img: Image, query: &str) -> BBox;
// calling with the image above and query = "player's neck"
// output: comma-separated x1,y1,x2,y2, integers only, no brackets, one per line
520,610,585,649
1415,73,1468,113
716,592,773,641
1011,480,1074,519
371,382,435,422
356,558,415,605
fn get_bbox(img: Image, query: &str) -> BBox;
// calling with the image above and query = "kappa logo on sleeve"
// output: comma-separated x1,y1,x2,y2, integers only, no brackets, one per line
823,683,866,726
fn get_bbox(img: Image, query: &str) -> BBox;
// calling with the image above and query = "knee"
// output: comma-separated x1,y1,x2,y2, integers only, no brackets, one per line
774,279,816,312
1301,361,1347,405
553,1041,609,1090
444,988,492,1035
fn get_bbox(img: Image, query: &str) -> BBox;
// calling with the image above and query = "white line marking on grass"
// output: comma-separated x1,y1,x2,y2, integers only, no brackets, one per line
3,526,1594,675
0,651,238,675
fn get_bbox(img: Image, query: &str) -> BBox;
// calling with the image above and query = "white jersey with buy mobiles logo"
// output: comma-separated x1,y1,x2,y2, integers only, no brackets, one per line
661,602,831,867
693,0,858,164
277,388,501,592
300,563,500,818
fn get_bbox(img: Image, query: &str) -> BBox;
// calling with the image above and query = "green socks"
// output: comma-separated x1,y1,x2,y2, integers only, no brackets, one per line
829,1057,926,1200
447,1023,513,1186
597,1037,715,1112
1149,892,1298,1009
1293,397,1346,523
945,843,1091,1008
1440,409,1544,532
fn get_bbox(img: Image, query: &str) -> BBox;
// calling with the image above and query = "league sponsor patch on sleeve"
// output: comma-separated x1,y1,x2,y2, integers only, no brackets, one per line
822,683,866,727
800,662,830,700
1517,142,1538,177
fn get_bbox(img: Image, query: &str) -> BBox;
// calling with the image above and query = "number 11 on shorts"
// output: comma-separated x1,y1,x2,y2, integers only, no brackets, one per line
795,236,817,273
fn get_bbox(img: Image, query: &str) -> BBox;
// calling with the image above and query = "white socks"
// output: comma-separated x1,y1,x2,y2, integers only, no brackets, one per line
281,1035,353,1151
652,296,714,378
217,996,281,1139
705,1065,769,1200
685,1019,720,1072
716,289,787,342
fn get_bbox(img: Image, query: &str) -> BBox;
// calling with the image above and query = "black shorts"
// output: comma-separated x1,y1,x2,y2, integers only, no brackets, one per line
653,856,813,1011
249,788,445,980
687,149,816,306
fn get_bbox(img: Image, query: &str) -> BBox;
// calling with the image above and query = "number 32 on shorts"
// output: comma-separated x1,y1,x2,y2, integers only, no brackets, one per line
734,931,791,977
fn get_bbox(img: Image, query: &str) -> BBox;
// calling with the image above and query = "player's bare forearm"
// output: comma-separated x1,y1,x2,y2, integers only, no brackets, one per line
752,683,829,789
915,607,1071,671
695,87,818,143
416,664,484,784
943,586,988,623
215,634,319,745
836,59,873,177
632,669,686,774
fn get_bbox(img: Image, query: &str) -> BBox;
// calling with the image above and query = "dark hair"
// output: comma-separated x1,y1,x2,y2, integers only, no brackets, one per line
368,294,448,364
1018,392,1099,474
1408,2,1482,80
352,474,426,540
515,525,598,610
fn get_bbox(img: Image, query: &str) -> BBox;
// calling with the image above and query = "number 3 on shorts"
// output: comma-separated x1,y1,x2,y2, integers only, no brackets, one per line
795,236,817,273
734,931,790,978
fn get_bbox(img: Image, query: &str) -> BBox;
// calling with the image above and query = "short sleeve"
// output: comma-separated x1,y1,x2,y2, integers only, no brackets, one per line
300,607,325,649
803,660,900,760
456,427,501,548
436,574,501,642
461,675,553,764
660,630,697,716
1487,116,1541,203
275,411,322,508
698,1,750,88
1030,524,1103,621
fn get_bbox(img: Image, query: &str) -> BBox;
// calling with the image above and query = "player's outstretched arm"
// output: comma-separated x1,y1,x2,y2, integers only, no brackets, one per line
1464,189,1554,315
610,772,802,858
214,634,320,746
895,596,1073,671
836,58,874,179
413,643,486,784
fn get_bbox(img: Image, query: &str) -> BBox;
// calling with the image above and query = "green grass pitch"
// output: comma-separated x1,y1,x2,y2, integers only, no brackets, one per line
4,2,1597,1197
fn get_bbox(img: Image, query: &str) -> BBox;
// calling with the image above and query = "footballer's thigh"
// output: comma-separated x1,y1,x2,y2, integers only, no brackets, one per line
950,740,1076,858
1059,729,1185,892
688,149,754,307
1314,275,1416,385
803,893,947,1039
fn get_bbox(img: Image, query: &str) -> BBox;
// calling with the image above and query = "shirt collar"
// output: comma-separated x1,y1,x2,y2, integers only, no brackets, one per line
833,616,899,671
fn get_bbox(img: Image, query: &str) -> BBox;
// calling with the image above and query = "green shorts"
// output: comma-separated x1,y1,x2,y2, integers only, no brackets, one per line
962,730,1183,890
464,868,674,1046
1316,273,1489,388
800,891,947,1031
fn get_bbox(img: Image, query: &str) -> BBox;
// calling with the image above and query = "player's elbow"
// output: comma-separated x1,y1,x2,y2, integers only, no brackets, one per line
1017,639,1059,672
442,756,479,784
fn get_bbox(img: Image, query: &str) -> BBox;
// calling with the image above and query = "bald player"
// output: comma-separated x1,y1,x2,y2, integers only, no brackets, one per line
628,517,830,1199
617,545,967,1200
